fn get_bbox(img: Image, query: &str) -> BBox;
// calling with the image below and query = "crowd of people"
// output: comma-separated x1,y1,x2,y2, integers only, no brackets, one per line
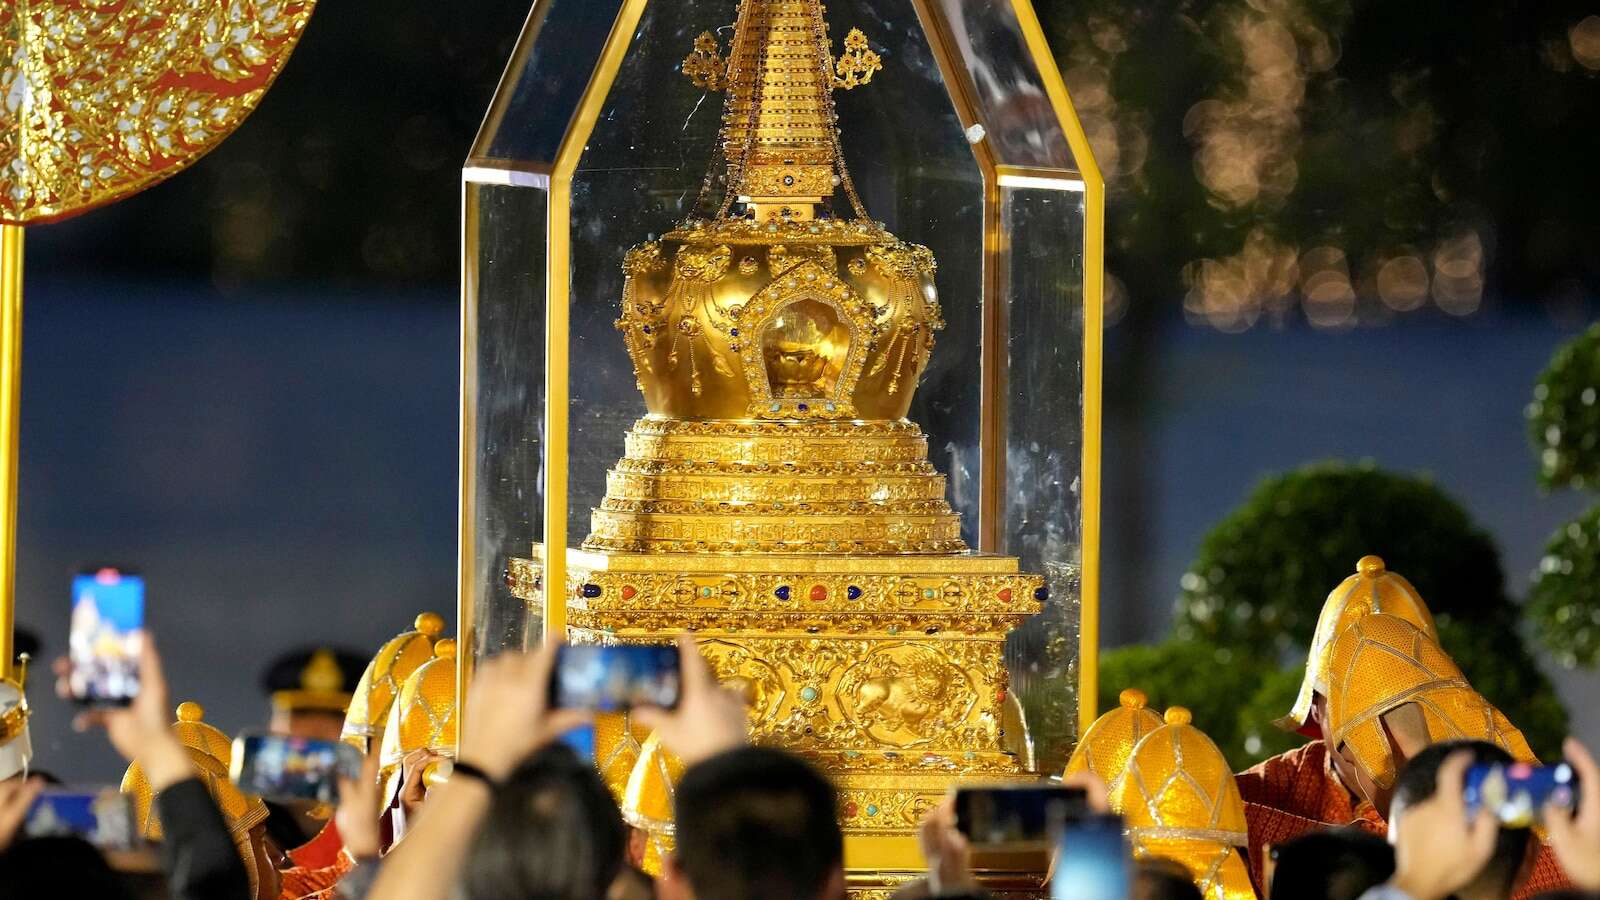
0,557,1598,900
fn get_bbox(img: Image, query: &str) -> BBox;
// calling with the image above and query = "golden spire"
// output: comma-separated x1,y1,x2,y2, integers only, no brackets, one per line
683,0,881,222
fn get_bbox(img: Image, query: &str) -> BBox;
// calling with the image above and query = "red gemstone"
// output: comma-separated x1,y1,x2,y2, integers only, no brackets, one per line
996,689,1007,704
998,588,1013,602
621,585,638,600
810,585,828,601
845,801,859,817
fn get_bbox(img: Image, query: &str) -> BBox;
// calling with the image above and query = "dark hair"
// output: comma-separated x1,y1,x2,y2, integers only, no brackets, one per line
0,836,139,900
1267,828,1393,900
673,747,842,900
1393,740,1531,896
1133,858,1203,900
460,743,627,900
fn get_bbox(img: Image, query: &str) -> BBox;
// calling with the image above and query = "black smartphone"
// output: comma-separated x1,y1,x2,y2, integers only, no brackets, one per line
953,785,1090,850
24,788,142,850
1465,761,1580,828
230,731,365,804
1051,813,1131,900
66,566,145,706
550,644,681,711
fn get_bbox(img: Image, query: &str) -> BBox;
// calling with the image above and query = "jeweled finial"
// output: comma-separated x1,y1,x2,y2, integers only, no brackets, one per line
684,0,878,222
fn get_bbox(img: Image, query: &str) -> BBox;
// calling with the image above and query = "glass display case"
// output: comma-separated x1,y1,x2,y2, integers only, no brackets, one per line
458,0,1101,885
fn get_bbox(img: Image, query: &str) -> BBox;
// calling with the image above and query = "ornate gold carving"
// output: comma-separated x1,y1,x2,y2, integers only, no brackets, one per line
681,31,728,91
1,0,316,224
839,644,978,748
833,28,882,90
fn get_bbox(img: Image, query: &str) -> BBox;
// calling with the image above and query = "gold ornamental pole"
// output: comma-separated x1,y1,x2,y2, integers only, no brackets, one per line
0,225,19,682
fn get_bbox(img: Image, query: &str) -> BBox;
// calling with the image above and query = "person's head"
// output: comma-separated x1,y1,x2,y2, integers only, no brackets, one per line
1267,828,1394,900
1133,858,1203,900
1391,740,1534,900
661,747,844,900
0,835,139,900
460,743,628,900
262,647,365,742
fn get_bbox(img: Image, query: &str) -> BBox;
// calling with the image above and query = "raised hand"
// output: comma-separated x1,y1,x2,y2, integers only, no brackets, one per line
631,634,748,766
457,642,592,782
1543,736,1600,890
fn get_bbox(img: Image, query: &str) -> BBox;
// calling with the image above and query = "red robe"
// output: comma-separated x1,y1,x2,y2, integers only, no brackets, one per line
1236,741,1570,900
279,820,355,900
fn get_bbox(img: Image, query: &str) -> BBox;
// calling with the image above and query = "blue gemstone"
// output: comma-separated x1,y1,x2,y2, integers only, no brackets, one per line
847,585,862,600
581,583,602,598
775,585,791,601
642,326,651,333
798,403,808,411
1034,586,1049,602
730,328,739,336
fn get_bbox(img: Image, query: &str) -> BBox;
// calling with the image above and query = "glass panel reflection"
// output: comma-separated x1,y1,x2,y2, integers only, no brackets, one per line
937,0,1074,170
477,0,629,165
999,183,1087,768
467,182,548,661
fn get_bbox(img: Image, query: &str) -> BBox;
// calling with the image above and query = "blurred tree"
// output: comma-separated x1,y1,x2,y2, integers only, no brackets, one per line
1527,504,1600,668
1525,325,1600,668
1528,323,1600,490
1101,461,1568,768
1039,0,1600,330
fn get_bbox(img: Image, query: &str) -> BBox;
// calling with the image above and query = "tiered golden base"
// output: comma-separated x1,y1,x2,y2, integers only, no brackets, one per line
508,550,1047,894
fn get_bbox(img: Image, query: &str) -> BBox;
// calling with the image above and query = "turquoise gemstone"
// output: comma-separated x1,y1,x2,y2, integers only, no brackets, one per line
801,686,819,702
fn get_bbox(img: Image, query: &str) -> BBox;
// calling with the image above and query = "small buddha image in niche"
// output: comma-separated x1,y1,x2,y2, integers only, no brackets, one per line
762,298,850,399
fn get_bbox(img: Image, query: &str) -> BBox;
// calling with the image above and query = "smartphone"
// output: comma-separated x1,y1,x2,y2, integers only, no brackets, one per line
953,785,1089,850
67,566,145,706
24,788,141,851
1051,813,1131,900
1465,761,1579,828
230,732,365,804
550,644,681,711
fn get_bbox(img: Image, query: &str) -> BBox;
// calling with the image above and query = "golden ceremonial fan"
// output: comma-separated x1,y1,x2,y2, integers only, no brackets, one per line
0,0,316,691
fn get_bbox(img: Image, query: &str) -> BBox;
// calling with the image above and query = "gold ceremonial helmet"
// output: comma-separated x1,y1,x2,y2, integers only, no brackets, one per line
121,716,271,898
171,701,234,767
379,638,458,801
1277,555,1438,734
595,711,654,804
1325,612,1533,791
1064,688,1164,795
342,612,445,749
1112,708,1256,900
270,648,356,713
622,732,686,876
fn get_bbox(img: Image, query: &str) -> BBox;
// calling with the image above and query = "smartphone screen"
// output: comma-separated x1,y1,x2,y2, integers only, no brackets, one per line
231,732,365,804
550,644,681,711
67,567,145,706
1051,813,1131,900
1465,761,1579,828
953,785,1089,850
24,788,141,851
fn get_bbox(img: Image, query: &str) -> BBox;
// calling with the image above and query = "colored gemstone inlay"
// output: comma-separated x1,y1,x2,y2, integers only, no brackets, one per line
1034,586,1050,602
809,585,827,601
621,585,637,600
800,686,819,702
775,585,791,601
581,583,602,598
998,588,1012,602
846,585,862,600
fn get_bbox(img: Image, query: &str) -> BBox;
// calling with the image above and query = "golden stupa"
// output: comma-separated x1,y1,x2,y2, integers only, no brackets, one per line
505,0,1047,889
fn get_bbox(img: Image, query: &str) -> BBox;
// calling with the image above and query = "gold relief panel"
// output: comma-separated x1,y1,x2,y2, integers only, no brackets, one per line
837,643,980,748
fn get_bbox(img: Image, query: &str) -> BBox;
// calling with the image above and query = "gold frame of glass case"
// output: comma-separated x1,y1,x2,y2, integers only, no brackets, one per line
458,0,1104,744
